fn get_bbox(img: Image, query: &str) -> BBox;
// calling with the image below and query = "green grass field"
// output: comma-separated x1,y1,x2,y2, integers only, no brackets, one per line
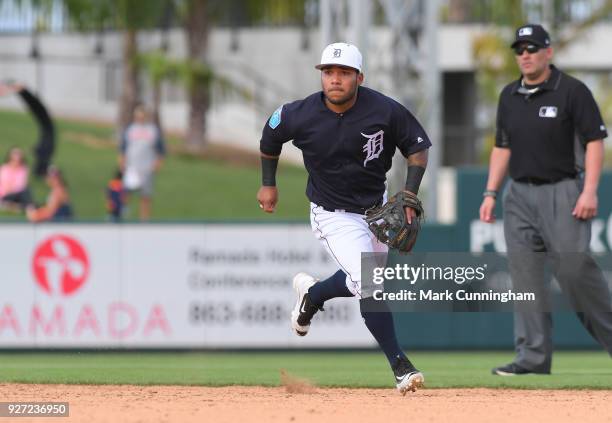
0,109,309,221
0,351,610,389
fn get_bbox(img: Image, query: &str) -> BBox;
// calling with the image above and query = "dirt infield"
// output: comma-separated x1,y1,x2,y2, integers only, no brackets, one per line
1,383,611,423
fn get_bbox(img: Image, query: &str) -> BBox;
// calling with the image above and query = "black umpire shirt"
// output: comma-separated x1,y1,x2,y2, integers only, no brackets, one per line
260,86,432,212
495,65,608,182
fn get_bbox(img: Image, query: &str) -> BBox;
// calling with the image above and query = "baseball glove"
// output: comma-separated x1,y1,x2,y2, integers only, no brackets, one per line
364,191,424,253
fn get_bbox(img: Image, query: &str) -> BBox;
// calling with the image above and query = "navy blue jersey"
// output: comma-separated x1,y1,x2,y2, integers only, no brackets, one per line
260,86,431,212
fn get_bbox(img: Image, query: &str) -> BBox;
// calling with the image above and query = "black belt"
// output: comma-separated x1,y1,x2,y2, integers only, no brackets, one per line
514,176,576,186
318,198,382,215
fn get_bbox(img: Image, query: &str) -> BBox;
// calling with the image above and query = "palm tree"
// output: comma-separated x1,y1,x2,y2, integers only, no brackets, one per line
176,0,211,152
63,0,305,151
170,0,305,152
63,0,164,132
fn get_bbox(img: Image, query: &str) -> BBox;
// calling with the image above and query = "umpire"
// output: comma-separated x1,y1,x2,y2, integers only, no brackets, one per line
479,24,612,375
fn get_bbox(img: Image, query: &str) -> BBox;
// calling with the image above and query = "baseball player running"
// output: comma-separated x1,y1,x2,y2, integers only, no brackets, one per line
256,42,431,394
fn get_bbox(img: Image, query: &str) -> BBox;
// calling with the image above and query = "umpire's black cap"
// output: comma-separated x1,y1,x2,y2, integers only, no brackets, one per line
511,24,551,48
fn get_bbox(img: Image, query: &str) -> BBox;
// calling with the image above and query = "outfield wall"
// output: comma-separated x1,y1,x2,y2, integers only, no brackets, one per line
1,169,611,350
0,224,374,348
0,220,608,350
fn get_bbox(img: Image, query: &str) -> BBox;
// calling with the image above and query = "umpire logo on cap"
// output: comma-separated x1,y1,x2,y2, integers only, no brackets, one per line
511,24,551,48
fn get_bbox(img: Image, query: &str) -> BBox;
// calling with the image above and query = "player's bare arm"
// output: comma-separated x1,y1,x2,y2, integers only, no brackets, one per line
573,139,603,220
257,153,279,213
404,149,428,224
479,147,511,223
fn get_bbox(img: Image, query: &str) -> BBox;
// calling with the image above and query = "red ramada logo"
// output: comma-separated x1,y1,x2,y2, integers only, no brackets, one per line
32,235,90,296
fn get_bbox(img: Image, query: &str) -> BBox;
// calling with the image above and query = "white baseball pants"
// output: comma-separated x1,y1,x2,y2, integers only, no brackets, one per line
309,203,388,297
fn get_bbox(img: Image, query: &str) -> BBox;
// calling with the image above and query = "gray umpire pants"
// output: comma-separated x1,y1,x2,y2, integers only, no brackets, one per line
503,178,612,373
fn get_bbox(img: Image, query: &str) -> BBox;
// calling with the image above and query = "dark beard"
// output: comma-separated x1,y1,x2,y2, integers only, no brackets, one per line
324,87,357,105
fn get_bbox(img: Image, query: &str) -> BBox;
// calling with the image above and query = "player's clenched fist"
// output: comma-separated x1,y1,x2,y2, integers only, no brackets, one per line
257,186,278,213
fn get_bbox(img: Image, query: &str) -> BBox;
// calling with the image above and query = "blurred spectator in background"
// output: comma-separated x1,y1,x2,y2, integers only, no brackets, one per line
0,81,55,177
106,169,125,222
26,166,73,222
119,104,165,221
0,147,32,210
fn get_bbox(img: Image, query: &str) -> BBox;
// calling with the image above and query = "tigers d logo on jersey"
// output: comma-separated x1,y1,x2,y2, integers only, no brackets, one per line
362,130,384,166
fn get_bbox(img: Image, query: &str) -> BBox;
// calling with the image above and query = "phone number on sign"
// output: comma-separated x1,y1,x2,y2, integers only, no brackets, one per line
189,301,352,325
0,402,69,417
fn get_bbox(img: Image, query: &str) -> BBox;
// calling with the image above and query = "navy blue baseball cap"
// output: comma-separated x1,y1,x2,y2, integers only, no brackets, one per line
511,24,551,48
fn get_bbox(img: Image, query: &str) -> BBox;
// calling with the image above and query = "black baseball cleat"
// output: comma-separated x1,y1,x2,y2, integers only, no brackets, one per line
392,356,425,395
291,273,323,336
492,363,546,376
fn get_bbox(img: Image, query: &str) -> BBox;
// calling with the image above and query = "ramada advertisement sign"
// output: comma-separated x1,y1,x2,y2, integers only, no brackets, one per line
0,225,373,348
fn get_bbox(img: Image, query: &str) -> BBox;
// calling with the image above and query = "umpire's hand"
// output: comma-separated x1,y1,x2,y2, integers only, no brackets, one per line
572,190,598,220
257,186,278,213
479,196,496,223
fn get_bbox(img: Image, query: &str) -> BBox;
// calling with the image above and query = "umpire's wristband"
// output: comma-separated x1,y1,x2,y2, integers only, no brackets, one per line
405,166,426,194
261,156,279,187
483,190,497,199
